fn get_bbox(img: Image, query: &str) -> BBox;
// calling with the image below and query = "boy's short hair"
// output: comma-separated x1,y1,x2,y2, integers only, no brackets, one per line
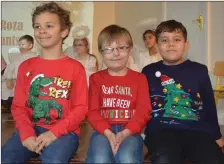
143,29,155,40
19,35,34,45
32,2,72,40
98,24,133,53
155,20,187,43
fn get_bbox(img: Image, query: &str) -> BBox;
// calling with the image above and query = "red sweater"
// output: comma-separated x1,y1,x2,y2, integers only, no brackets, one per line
87,68,151,135
11,56,88,142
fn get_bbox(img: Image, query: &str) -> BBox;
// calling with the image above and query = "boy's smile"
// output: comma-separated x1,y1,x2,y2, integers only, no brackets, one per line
158,31,189,65
33,12,68,49
102,40,131,72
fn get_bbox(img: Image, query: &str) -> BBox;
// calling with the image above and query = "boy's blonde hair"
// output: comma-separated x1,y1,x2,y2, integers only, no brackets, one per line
98,25,133,53
32,2,72,41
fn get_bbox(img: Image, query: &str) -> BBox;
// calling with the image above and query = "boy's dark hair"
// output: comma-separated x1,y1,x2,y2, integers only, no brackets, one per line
143,29,155,40
98,24,133,53
32,2,72,41
19,35,34,45
155,20,187,43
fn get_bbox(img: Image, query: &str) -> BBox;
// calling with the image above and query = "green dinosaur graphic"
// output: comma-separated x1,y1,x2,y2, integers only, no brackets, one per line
27,74,62,124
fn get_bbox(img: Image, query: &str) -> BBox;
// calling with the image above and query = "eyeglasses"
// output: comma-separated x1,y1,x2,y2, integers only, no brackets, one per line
101,46,130,54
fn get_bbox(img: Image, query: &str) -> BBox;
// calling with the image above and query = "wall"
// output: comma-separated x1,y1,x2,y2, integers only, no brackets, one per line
92,2,115,68
115,2,163,50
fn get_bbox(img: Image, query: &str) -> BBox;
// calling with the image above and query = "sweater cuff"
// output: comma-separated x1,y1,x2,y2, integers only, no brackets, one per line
19,128,36,142
98,124,112,136
50,126,65,138
214,132,222,140
125,122,140,135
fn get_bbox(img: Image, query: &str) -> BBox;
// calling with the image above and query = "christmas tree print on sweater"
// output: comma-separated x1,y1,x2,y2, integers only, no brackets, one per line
155,71,198,121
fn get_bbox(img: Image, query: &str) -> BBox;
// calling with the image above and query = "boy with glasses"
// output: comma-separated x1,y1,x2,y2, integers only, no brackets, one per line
86,24,151,163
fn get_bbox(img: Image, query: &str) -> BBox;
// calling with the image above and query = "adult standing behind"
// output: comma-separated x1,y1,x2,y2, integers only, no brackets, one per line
73,37,98,86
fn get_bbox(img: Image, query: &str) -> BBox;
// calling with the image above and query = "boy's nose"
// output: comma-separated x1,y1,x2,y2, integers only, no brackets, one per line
168,41,175,47
113,48,120,57
39,27,47,34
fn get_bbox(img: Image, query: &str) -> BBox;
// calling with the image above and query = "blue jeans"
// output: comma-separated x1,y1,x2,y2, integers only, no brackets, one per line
2,126,79,164
86,125,144,163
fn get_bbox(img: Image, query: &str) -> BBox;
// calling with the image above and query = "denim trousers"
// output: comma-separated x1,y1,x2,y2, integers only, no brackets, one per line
86,125,144,163
2,126,79,164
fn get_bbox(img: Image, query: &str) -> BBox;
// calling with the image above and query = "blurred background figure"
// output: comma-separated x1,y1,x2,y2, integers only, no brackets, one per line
1,35,36,112
139,30,162,71
73,37,98,85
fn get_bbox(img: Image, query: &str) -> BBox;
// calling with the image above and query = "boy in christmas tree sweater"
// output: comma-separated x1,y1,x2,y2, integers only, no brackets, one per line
2,2,88,163
142,20,224,164
86,25,151,163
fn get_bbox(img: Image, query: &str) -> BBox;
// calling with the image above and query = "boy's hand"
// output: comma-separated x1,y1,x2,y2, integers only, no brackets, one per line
22,136,38,152
216,138,224,151
35,131,57,154
113,129,131,154
104,129,117,155
6,79,14,89
115,129,131,144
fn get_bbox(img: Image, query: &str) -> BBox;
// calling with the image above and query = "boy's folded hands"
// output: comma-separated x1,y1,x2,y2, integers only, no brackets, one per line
22,136,38,152
104,128,131,155
22,131,57,154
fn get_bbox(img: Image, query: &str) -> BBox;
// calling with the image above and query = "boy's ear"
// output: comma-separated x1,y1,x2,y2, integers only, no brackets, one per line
61,28,69,39
129,46,133,56
185,40,190,52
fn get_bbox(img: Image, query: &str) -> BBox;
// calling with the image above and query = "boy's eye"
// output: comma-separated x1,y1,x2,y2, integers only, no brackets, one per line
175,39,181,42
34,25,40,29
161,39,167,43
47,25,53,28
119,46,127,50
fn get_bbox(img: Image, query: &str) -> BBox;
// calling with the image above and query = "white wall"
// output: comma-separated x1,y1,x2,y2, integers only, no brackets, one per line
115,2,163,50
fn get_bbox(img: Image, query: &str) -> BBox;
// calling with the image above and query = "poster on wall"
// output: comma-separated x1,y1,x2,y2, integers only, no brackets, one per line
1,1,93,63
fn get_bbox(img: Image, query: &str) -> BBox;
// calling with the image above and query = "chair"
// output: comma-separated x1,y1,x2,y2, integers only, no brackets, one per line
213,61,224,104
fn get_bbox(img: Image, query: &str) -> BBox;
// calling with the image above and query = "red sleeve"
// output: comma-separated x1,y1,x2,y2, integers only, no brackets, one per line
125,74,152,135
11,63,36,142
87,74,111,135
50,64,88,137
